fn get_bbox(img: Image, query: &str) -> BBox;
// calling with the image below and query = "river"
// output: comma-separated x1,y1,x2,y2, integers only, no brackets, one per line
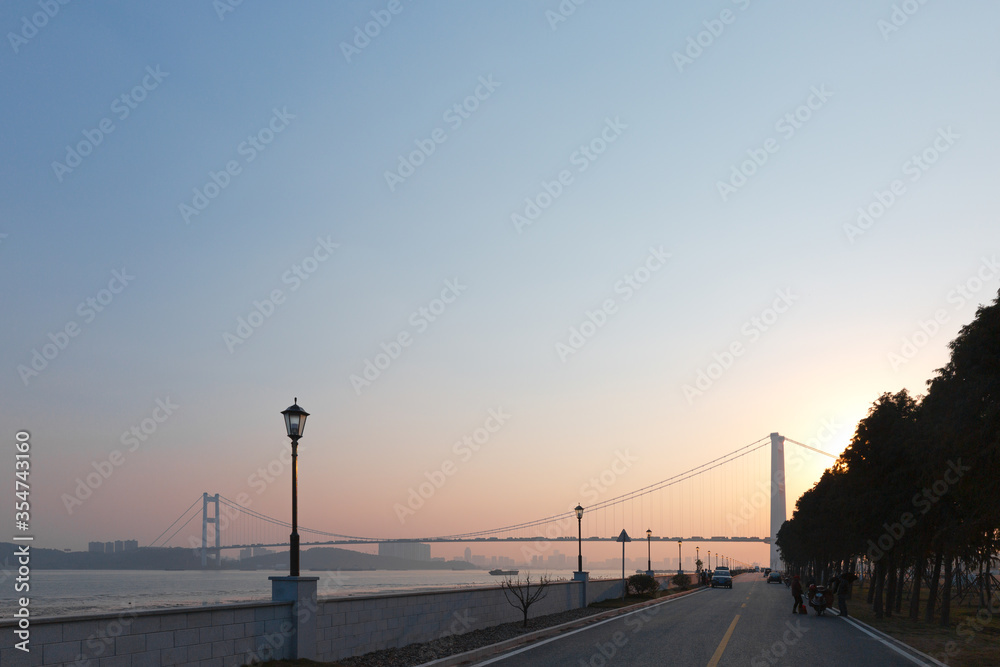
1,568,635,619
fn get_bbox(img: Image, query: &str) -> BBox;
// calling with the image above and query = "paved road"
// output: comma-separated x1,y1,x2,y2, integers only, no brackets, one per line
475,574,933,666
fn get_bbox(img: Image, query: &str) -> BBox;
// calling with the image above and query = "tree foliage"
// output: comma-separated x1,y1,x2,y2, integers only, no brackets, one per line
776,290,1000,623
627,573,659,596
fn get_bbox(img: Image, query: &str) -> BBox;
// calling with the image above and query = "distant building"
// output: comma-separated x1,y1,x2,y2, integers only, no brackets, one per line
253,547,271,558
464,547,472,562
88,542,105,553
105,542,114,554
239,548,253,561
115,540,124,553
123,540,138,551
379,542,430,561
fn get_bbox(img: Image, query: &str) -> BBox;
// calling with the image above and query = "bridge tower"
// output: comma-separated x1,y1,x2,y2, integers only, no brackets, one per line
769,433,786,570
202,492,221,567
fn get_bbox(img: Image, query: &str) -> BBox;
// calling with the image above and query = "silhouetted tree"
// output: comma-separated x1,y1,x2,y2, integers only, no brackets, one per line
500,574,550,627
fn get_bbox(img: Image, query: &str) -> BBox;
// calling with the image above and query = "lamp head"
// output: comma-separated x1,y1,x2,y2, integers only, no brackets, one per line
281,398,309,439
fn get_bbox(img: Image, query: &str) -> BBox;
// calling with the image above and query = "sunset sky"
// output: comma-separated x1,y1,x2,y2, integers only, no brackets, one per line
2,2,998,566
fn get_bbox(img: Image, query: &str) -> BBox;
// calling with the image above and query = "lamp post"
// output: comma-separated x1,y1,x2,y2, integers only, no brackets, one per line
281,398,309,577
708,550,711,571
696,546,700,572
646,529,652,575
677,539,683,575
574,504,584,573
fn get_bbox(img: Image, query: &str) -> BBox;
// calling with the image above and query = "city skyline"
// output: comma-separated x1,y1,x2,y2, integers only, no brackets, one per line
3,3,999,563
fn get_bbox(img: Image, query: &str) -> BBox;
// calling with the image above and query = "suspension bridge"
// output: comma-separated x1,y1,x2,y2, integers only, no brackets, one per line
148,433,835,568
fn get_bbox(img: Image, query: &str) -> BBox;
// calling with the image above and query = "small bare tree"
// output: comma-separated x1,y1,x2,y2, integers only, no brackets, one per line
500,574,551,627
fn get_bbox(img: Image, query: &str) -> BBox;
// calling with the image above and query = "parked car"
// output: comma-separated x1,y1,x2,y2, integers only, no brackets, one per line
711,570,733,589
767,571,783,584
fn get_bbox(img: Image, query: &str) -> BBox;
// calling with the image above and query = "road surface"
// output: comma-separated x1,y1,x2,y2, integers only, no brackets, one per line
475,574,933,666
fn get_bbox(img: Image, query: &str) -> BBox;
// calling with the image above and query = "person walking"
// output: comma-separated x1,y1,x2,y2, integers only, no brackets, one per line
791,575,803,614
836,572,851,617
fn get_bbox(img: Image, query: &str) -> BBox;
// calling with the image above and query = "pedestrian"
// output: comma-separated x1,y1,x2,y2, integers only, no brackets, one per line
837,572,853,618
791,575,803,614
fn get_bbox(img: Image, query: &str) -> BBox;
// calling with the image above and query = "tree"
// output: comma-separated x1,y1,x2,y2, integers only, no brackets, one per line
775,289,1000,625
500,574,550,627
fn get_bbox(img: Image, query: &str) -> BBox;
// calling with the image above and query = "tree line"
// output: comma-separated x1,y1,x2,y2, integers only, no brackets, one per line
776,290,999,624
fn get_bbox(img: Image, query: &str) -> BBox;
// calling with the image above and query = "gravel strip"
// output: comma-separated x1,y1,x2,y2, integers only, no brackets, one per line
334,604,620,667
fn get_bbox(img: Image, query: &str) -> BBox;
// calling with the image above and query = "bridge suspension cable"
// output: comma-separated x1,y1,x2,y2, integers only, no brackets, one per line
148,496,202,547
432,435,772,540
151,433,810,548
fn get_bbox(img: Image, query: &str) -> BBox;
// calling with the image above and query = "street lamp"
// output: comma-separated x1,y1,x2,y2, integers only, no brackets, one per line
574,504,584,573
708,550,711,570
646,529,652,574
281,398,309,577
677,539,683,575
696,546,700,572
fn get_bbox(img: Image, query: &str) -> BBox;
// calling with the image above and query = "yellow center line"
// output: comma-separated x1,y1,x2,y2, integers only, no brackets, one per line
707,614,740,667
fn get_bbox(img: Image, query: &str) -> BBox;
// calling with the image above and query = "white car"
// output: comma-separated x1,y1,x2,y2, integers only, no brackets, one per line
711,568,733,589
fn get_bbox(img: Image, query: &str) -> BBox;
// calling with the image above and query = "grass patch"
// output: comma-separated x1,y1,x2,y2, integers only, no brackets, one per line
847,585,999,667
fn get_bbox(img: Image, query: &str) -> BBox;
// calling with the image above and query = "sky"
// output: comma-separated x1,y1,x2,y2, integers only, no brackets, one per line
2,1,999,566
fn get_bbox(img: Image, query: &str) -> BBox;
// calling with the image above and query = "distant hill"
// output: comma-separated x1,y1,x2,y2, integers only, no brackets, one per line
0,543,480,571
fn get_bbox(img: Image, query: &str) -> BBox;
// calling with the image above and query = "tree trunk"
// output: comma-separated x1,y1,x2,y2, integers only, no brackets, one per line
909,558,923,620
873,560,886,619
926,549,943,622
986,554,993,613
980,555,987,610
895,563,906,613
884,556,896,618
941,556,953,627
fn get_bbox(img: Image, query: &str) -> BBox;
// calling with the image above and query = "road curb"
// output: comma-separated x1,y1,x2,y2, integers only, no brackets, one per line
416,586,706,667
835,611,948,666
